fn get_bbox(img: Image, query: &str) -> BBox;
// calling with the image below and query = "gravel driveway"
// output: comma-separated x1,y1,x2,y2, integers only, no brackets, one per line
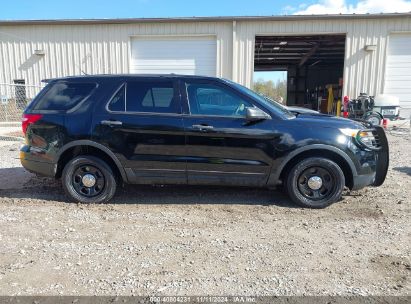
0,133,409,296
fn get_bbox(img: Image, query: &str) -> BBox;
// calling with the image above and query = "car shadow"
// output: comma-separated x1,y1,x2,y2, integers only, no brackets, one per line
393,166,411,176
0,167,297,208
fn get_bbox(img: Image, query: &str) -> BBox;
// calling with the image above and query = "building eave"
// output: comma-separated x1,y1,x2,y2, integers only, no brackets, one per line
1,13,411,26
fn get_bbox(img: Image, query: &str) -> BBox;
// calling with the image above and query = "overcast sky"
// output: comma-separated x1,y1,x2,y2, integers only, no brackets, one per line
0,0,411,20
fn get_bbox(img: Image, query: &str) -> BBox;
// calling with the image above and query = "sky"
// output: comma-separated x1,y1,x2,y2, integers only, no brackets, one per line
1,0,411,20
254,71,287,83
2,0,411,83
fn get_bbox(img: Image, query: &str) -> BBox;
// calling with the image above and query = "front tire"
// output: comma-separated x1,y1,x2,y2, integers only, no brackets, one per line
285,157,345,208
62,155,117,204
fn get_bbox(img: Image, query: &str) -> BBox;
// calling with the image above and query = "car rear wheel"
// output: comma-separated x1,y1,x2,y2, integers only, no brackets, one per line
62,155,116,203
285,157,345,208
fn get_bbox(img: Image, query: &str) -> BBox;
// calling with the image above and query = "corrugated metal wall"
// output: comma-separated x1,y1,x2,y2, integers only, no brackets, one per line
1,16,411,99
234,16,411,98
0,22,233,90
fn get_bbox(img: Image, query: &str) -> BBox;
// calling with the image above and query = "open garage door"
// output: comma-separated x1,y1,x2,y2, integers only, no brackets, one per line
254,35,346,113
130,36,217,76
384,33,411,118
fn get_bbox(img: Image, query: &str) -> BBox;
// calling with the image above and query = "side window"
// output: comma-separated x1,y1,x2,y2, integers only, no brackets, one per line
34,81,96,111
186,82,252,117
126,81,179,113
142,87,174,108
108,84,125,112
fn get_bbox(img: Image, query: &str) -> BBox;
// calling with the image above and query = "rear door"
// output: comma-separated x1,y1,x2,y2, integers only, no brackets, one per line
92,77,186,184
181,79,276,186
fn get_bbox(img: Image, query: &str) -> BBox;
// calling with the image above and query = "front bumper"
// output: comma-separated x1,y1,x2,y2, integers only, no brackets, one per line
352,171,376,190
372,126,389,186
351,126,389,190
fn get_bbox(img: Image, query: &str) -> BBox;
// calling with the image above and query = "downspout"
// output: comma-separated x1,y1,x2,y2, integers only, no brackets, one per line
232,20,237,82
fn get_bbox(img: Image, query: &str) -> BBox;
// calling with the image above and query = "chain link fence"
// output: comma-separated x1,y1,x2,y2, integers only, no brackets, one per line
0,83,44,123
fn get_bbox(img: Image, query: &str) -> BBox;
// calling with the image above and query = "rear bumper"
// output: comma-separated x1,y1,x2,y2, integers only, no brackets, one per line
20,146,56,177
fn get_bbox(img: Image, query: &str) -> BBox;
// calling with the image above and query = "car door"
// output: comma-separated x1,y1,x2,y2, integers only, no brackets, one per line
181,79,277,186
92,77,186,184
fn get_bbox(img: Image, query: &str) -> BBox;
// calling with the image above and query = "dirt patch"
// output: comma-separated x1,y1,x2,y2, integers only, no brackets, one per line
370,255,410,291
0,132,409,296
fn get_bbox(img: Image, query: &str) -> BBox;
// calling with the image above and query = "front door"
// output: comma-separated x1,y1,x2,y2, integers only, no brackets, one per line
181,79,276,186
93,77,186,184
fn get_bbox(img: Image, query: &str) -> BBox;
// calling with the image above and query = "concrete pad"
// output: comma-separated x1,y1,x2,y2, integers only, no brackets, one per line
386,119,410,129
0,167,34,190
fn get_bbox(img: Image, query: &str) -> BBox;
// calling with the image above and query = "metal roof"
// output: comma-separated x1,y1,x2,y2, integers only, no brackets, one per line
1,13,411,26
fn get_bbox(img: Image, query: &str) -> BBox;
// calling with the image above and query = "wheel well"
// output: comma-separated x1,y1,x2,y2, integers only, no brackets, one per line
56,145,123,183
279,149,354,189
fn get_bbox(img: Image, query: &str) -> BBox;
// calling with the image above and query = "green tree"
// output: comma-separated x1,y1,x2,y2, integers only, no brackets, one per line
253,78,287,104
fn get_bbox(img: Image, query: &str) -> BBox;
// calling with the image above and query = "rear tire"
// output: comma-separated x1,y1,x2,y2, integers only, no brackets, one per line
285,157,345,209
62,155,117,204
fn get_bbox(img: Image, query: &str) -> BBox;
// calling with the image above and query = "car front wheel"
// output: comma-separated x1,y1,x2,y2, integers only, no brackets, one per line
62,155,117,204
285,157,345,208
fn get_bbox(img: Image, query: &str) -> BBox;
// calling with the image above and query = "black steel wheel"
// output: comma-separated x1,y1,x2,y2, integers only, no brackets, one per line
286,157,345,208
72,165,105,197
62,155,117,203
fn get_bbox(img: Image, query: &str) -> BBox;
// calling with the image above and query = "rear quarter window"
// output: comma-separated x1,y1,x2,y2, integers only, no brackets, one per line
34,81,96,111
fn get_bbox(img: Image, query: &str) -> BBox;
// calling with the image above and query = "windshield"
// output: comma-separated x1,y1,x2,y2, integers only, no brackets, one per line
222,79,294,118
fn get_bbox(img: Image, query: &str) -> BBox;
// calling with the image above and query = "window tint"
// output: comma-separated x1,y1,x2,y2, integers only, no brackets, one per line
108,84,125,112
126,81,178,113
34,82,95,111
186,82,252,117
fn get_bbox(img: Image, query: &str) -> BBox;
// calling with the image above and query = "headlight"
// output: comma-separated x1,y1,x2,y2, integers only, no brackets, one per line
339,128,361,137
339,128,380,150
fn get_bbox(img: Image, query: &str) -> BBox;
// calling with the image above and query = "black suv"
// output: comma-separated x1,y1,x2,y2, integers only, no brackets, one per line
20,75,388,208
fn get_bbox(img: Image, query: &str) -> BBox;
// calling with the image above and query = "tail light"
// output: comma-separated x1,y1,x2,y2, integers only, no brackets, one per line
22,114,42,135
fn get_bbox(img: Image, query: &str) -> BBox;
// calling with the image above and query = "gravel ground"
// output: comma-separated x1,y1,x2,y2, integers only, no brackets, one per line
0,133,410,296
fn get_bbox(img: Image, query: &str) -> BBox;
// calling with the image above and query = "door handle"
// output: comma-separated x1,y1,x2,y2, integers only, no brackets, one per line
192,124,214,131
101,120,123,126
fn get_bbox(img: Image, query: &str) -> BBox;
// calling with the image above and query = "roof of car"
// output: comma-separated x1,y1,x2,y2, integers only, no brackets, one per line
43,74,218,82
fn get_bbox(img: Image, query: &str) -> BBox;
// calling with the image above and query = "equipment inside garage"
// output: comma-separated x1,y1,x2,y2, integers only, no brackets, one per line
254,35,346,113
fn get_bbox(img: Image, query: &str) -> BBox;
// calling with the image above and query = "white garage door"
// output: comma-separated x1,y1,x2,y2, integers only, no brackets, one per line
384,33,411,117
130,36,217,76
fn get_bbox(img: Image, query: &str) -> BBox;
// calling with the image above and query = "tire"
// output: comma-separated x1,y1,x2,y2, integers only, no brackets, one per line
62,155,117,204
285,157,345,209
366,113,382,126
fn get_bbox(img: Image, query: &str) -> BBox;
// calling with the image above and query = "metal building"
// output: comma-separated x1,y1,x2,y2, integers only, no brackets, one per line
1,13,411,115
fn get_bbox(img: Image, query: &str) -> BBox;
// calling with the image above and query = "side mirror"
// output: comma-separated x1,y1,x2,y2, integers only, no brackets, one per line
246,107,271,120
